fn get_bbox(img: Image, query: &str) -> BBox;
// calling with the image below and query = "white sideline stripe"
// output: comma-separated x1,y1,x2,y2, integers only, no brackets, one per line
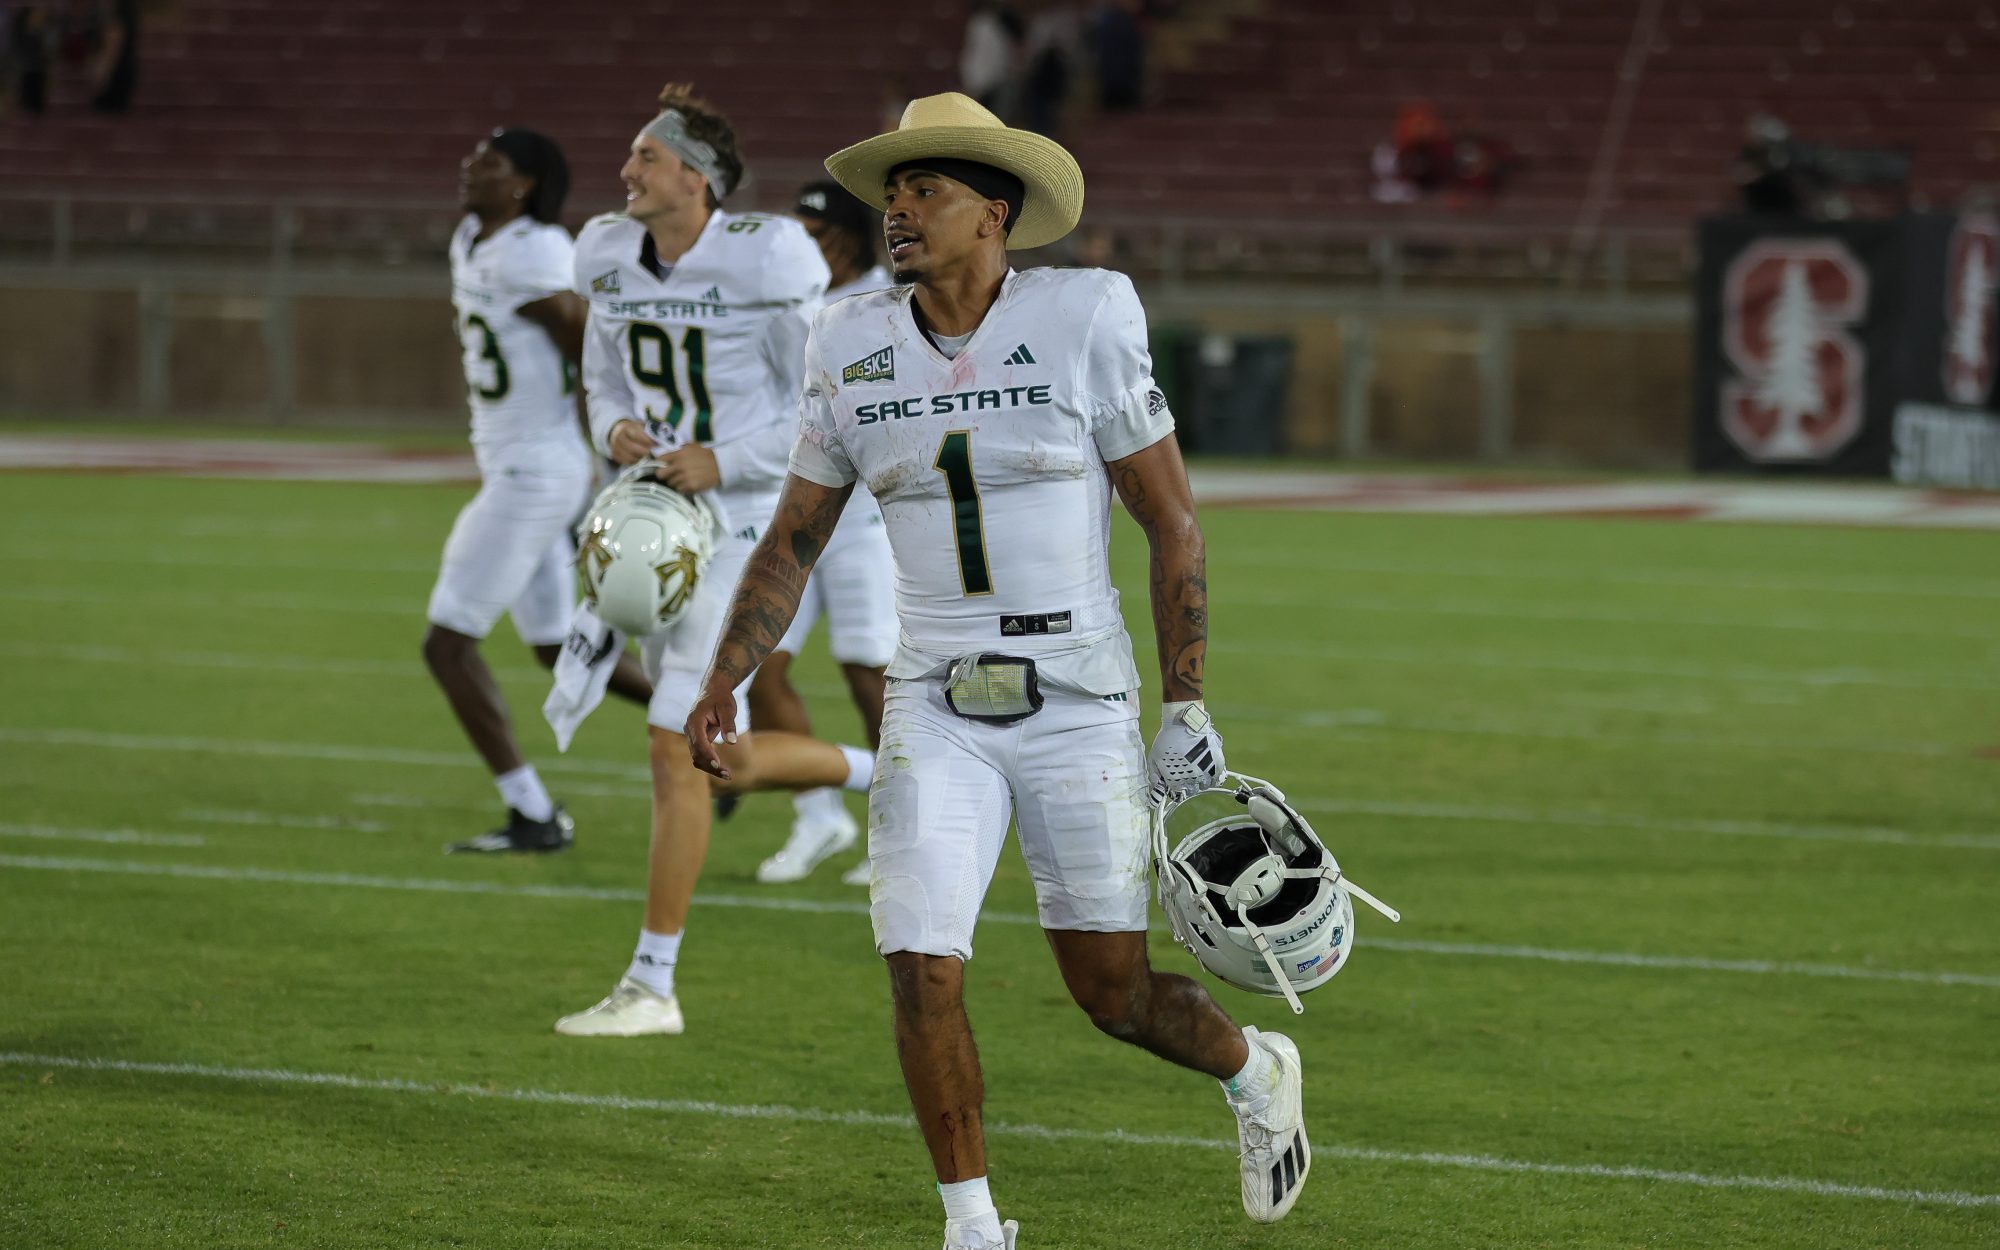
0,727,650,781
6,853,1998,991
1294,796,2000,851
2,1052,1992,1209
176,808,389,834
0,823,206,848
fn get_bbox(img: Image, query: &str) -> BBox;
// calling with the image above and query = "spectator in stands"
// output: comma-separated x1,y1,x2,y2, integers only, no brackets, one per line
7,2,51,115
1089,0,1145,111
1021,3,1082,136
1734,114,1804,216
1391,101,1452,193
1449,129,1513,202
960,1,1023,121
88,0,135,113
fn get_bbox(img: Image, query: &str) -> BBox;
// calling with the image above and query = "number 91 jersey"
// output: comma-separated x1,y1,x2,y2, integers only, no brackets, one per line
575,210,829,531
448,214,577,460
789,268,1177,694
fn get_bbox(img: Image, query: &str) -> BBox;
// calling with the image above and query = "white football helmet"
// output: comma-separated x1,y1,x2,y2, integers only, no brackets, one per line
575,464,718,637
1152,772,1401,1014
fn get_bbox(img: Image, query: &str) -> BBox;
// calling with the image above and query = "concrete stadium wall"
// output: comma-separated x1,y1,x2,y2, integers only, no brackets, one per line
0,273,1689,467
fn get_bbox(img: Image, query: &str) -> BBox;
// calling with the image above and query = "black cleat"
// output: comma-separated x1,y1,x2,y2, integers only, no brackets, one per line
446,805,575,854
714,792,740,822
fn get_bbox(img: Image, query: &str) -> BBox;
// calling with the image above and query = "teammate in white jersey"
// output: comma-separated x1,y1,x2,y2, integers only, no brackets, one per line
748,180,901,887
426,128,653,855
553,85,877,1038
689,95,1311,1246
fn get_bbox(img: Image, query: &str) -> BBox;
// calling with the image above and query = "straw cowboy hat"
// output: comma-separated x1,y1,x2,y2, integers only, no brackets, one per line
823,92,1084,251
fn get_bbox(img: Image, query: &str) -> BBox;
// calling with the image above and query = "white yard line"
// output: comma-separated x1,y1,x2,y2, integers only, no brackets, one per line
0,544,438,576
4,852,1995,990
1,1051,1991,1208
1234,588,2000,642
0,823,206,848
1236,552,2000,603
1293,796,2000,852
6,636,1988,761
175,809,389,834
0,727,651,780
0,586,417,617
1252,638,2000,694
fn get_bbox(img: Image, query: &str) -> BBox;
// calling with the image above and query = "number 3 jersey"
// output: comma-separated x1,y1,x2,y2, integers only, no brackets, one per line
789,267,1176,694
575,209,830,533
448,214,578,465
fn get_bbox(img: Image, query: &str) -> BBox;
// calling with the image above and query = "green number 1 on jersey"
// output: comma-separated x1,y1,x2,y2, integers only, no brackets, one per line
932,429,993,596
627,323,714,441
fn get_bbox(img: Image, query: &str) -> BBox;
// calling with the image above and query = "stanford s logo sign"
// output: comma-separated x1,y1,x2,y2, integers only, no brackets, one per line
1944,216,1997,406
1721,240,1870,462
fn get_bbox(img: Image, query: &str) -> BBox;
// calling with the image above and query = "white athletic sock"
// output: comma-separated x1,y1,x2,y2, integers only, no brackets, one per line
793,786,846,825
1223,1034,1278,1111
839,744,876,792
939,1176,1001,1240
626,928,682,998
495,764,554,822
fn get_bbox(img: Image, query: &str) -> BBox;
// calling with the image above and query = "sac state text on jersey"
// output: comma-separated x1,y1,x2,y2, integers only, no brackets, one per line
857,385,1053,425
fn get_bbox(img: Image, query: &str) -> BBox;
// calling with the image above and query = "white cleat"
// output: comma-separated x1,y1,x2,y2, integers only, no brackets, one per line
839,857,872,887
553,977,684,1037
755,809,858,883
1232,1027,1309,1223
943,1218,1018,1249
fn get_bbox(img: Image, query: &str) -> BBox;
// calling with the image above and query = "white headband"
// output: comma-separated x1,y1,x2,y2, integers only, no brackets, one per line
642,110,728,202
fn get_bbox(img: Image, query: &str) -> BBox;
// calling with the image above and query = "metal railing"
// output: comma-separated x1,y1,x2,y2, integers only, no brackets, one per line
0,187,1695,295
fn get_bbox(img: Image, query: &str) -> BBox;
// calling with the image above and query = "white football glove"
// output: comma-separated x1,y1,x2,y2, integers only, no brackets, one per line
1148,701,1226,802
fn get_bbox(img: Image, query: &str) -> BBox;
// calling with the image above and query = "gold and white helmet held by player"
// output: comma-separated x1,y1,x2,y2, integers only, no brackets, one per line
575,462,718,637
1152,773,1402,1015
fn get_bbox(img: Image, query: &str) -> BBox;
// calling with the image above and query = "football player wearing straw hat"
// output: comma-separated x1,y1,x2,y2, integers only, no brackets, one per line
686,94,1309,1247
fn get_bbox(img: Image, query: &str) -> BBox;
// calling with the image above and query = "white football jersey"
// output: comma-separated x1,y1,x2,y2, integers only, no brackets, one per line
449,215,578,458
576,209,830,534
790,267,1176,693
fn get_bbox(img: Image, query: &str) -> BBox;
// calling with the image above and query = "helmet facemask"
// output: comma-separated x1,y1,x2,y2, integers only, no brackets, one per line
1153,773,1401,1014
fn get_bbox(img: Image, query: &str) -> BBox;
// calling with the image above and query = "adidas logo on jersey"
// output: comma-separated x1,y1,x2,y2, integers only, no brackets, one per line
702,285,722,304
842,345,895,385
1003,343,1037,366
590,269,621,295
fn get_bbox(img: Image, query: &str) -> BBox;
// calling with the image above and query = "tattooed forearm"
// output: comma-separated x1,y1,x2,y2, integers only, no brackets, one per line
706,476,852,688
1149,527,1208,702
1111,440,1208,703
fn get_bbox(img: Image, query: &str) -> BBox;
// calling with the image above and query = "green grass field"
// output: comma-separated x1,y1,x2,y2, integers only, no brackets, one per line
1,468,1996,1249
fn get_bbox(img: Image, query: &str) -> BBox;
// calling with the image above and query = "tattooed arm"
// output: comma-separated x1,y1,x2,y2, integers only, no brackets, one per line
685,472,854,776
1107,436,1206,702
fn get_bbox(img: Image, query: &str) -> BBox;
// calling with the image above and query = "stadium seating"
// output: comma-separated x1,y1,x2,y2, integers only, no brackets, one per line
1,0,1992,249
